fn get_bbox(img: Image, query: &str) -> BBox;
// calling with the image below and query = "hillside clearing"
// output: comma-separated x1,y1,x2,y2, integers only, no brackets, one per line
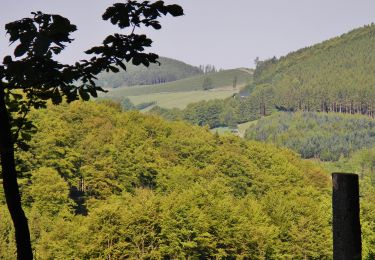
102,69,252,97
129,88,237,110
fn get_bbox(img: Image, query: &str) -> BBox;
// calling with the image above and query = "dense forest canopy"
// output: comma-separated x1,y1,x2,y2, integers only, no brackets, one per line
244,112,375,161
0,100,351,259
0,1,185,258
1,4,374,258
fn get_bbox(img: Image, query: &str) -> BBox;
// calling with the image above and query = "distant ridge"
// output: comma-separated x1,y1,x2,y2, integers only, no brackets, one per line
103,68,253,97
96,57,203,88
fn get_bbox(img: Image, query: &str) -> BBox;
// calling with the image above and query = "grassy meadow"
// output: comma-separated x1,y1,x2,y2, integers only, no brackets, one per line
128,88,238,110
102,68,252,97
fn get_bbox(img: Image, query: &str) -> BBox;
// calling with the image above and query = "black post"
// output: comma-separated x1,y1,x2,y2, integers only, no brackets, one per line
332,173,361,260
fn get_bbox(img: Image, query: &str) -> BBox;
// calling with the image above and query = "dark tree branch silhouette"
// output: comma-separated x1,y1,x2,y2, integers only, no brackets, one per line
0,1,183,259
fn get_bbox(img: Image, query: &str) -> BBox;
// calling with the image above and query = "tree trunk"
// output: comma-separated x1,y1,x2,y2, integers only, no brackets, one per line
0,88,33,260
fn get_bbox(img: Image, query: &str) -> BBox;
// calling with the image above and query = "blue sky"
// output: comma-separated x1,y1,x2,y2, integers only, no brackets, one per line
1,0,374,69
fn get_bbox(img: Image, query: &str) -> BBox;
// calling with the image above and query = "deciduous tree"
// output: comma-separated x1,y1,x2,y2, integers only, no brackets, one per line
0,1,183,258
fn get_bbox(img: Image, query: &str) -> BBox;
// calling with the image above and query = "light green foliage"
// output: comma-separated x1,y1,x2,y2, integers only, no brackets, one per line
149,87,271,129
150,97,240,128
0,205,16,260
361,182,375,259
245,111,375,259
1,101,335,258
318,148,375,259
24,167,73,216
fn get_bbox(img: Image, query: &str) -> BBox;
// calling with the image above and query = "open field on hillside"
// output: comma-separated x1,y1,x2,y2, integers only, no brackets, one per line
102,69,252,97
129,88,238,110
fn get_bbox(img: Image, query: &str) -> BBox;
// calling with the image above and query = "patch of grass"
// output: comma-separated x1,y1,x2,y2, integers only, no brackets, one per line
128,89,237,110
238,120,258,137
103,69,253,97
210,127,231,135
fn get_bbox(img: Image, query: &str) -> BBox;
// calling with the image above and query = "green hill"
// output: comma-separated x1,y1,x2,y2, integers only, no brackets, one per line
96,57,203,88
143,24,375,131
103,68,252,96
250,24,375,117
1,101,336,259
99,68,252,110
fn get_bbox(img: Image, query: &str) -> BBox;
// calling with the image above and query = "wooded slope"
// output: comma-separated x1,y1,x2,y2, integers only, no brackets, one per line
0,101,334,259
245,112,375,161
253,24,375,116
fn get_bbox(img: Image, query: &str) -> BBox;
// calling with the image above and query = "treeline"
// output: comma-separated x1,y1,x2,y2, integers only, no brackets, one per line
0,101,342,259
149,90,272,128
96,57,203,88
252,24,375,117
198,64,219,74
244,112,375,161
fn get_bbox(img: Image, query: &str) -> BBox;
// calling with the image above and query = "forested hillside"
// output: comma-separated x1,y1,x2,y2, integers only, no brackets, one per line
96,57,203,88
244,112,375,161
243,112,375,259
252,24,375,116
0,101,339,259
149,93,265,128
152,24,375,129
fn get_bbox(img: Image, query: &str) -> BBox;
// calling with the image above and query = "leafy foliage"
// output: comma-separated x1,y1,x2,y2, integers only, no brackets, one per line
2,1,184,146
150,94,260,128
0,101,334,259
0,2,183,258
